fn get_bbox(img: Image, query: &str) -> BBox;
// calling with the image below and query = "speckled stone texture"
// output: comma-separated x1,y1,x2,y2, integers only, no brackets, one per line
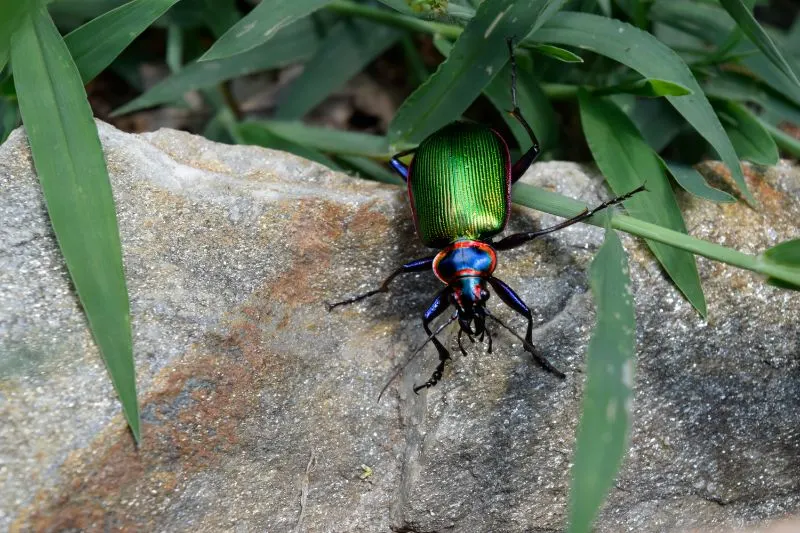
0,121,798,532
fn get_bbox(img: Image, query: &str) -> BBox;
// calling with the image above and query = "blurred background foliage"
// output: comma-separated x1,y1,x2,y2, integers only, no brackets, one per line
2,1,799,531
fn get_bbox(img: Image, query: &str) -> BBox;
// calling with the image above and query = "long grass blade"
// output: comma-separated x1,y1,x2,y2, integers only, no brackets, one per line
10,7,139,441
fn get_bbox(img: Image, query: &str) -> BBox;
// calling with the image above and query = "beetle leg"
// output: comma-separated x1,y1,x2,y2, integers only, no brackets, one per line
493,184,647,251
326,255,434,310
506,37,541,183
414,288,453,393
488,277,565,378
389,148,416,182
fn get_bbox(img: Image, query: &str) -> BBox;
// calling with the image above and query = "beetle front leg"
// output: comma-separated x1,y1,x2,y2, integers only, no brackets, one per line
488,277,565,378
326,256,434,310
414,288,453,393
493,185,646,251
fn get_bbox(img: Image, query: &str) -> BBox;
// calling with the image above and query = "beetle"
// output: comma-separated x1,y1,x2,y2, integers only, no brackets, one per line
328,39,644,394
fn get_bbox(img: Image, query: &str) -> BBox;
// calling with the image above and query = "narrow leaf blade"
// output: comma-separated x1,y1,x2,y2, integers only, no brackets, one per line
388,0,567,145
275,19,401,120
113,19,322,115
715,100,779,166
200,0,333,61
663,161,736,204
11,8,139,440
530,43,583,63
568,227,636,533
718,0,800,90
244,120,391,157
237,122,342,170
579,89,707,316
64,0,182,83
761,239,800,291
530,12,754,204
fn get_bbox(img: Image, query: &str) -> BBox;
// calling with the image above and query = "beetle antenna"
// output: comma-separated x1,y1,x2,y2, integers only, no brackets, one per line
483,310,565,378
506,37,519,109
378,311,458,401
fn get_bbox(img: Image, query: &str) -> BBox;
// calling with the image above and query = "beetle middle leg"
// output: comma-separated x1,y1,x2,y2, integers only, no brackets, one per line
488,277,565,378
492,185,647,251
326,255,435,310
414,288,453,393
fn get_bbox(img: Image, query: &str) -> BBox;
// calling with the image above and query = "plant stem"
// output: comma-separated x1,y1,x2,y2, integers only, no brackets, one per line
511,183,800,287
326,0,462,39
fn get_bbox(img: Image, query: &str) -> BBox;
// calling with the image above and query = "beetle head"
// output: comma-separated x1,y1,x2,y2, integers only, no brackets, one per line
450,276,490,335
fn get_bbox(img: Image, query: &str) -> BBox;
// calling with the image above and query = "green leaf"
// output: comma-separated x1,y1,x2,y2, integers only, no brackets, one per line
11,8,139,441
243,120,392,157
275,19,401,119
627,98,685,153
388,0,567,145
0,0,34,71
579,89,707,316
112,18,323,115
714,100,779,166
594,78,693,98
530,11,753,204
755,116,800,159
337,154,404,185
761,239,800,291
663,161,736,204
64,0,182,84
718,0,800,90
651,1,800,109
529,43,583,63
237,122,342,170
568,226,635,533
0,97,20,144
200,0,333,61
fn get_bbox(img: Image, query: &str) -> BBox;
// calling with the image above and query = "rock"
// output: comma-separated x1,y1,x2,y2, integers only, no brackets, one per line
0,121,798,532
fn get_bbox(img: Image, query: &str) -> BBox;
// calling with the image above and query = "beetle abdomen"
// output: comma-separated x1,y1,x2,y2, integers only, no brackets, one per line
409,122,510,248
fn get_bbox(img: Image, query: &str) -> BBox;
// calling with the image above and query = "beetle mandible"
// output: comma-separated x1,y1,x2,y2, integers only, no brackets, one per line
328,38,644,394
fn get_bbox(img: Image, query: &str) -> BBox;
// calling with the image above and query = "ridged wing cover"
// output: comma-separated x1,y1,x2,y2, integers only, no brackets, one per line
408,122,511,248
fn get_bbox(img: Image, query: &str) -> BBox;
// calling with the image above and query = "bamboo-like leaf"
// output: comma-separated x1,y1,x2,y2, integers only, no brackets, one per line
200,0,333,61
64,0,182,84
715,100,779,166
579,90,707,316
0,97,19,144
651,1,800,109
530,11,753,204
568,226,636,533
113,19,323,115
0,0,33,71
10,8,139,440
242,120,392,157
237,122,342,170
593,78,692,98
275,19,401,120
627,98,685,153
718,0,800,90
761,239,800,291
663,161,736,204
388,0,567,145
530,43,583,63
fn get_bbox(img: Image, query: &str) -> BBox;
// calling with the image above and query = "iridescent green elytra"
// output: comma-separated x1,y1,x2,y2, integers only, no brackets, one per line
408,122,510,248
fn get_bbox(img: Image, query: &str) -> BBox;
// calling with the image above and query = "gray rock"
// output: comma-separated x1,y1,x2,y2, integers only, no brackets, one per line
0,122,797,532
